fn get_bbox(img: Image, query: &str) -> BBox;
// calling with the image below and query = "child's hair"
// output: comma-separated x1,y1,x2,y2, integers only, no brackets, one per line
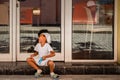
38,29,49,37
34,29,49,45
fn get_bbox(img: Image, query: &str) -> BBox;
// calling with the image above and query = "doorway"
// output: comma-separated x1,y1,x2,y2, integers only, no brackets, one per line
0,0,12,61
72,0,116,61
17,0,64,61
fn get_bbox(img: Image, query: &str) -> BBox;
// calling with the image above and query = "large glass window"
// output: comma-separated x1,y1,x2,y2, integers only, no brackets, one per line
20,0,61,53
0,0,9,53
72,0,114,60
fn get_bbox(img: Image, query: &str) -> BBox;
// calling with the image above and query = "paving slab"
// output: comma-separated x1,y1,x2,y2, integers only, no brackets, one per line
0,75,120,80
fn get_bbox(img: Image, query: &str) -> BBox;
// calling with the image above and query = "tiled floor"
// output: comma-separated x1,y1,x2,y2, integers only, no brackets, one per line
0,75,119,80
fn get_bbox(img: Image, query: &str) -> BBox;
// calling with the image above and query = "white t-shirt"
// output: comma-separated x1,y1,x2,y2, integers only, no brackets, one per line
34,43,53,57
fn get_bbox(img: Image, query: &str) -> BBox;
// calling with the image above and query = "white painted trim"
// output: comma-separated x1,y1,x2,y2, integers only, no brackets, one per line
12,0,17,62
0,54,12,61
65,0,72,62
16,1,21,61
17,53,64,61
9,0,13,61
114,0,117,62
60,0,65,61
70,60,116,63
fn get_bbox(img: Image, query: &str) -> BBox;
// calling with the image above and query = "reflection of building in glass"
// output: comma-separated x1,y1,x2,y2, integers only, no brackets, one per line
100,4,113,25
20,0,61,26
20,8,33,24
72,1,98,24
72,0,113,25
0,1,9,25
72,0,114,59
33,8,40,26
19,0,61,53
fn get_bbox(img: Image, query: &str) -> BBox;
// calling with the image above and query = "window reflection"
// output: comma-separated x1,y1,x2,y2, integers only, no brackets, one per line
20,0,61,53
0,0,9,53
72,0,114,59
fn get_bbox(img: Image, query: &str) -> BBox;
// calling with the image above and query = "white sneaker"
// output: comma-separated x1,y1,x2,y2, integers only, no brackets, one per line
51,73,59,78
34,72,43,78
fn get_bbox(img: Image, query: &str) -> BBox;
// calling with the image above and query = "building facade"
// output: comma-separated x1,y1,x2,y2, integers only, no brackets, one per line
0,0,120,63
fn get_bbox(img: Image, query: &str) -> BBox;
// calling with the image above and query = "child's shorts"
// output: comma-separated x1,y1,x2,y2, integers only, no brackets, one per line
33,55,50,66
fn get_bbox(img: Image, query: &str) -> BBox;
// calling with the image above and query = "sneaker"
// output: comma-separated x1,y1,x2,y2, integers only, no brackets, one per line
34,72,43,78
51,73,59,78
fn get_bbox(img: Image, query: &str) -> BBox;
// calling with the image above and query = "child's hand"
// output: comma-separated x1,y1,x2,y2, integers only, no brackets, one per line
42,56,46,60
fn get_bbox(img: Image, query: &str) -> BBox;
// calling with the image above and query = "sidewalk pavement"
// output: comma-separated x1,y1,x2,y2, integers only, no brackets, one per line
0,75,120,80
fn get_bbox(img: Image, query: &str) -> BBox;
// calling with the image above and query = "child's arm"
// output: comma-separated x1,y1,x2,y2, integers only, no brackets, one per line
30,51,38,58
42,51,55,60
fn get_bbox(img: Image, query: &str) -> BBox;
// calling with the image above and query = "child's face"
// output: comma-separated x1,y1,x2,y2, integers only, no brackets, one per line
38,34,47,43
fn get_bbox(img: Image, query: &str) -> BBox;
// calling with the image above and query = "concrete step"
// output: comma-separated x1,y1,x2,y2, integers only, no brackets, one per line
0,62,120,75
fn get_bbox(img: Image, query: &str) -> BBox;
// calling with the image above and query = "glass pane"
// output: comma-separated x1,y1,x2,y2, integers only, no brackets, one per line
0,0,9,53
20,0,61,53
72,0,114,60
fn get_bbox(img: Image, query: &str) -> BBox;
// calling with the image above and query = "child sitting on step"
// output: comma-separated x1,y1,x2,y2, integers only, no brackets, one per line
26,30,59,78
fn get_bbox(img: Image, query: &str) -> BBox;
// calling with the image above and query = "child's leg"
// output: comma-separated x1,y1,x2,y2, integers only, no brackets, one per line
27,57,43,78
47,60,55,73
26,57,41,70
47,60,59,78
